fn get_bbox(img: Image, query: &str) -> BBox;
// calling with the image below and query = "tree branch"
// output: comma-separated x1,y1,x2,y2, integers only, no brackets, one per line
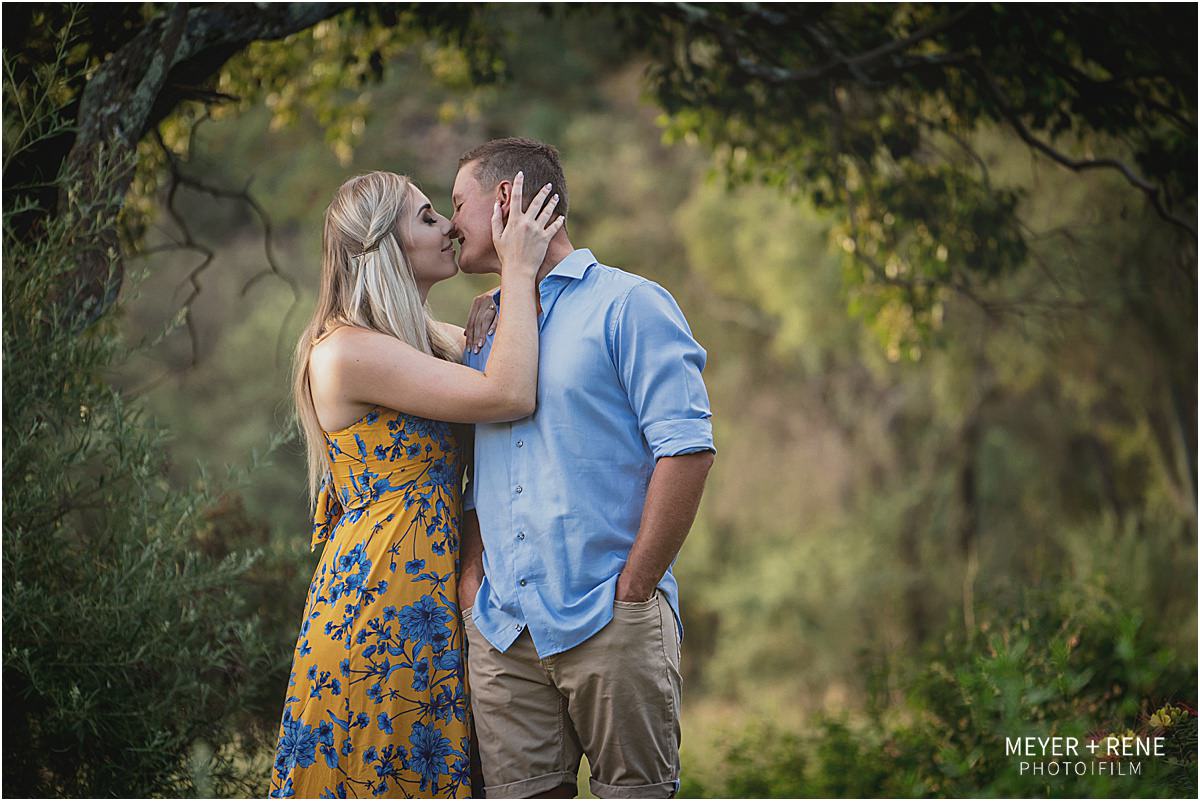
976,68,1197,240
149,115,302,370
153,128,215,368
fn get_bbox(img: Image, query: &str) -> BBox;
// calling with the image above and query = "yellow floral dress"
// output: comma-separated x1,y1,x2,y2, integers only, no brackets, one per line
269,407,472,799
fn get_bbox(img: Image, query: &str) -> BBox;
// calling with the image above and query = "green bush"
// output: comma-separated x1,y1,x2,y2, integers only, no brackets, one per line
2,25,280,797
682,584,1197,798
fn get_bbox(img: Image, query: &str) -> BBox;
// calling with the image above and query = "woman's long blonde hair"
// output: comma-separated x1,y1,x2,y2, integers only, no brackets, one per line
293,171,459,508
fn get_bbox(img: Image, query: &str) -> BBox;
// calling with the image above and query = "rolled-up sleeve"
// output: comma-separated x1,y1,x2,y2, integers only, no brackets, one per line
610,281,715,459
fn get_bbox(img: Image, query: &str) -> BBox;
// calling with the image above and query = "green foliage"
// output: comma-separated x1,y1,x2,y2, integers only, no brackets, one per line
637,3,1196,355
207,6,499,165
903,592,1192,796
683,586,1197,798
191,490,316,762
2,30,279,798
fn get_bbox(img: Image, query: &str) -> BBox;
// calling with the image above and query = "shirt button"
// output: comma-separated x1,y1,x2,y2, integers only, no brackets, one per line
515,485,523,494
516,440,524,448
517,531,526,541
515,624,522,631
519,579,527,586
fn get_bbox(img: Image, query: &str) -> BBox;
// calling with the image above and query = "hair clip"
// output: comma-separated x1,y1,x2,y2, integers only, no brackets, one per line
354,243,380,259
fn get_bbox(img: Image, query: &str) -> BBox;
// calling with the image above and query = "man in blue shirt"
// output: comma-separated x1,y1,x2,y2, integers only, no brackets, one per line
450,138,715,799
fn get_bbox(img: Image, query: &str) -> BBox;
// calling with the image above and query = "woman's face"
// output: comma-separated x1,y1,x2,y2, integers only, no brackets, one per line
400,186,458,294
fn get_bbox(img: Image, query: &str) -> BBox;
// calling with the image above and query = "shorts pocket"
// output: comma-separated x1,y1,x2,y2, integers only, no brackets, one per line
613,589,659,609
613,588,661,617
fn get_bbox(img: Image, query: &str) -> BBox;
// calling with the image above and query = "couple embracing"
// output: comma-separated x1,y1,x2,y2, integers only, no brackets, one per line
270,138,715,799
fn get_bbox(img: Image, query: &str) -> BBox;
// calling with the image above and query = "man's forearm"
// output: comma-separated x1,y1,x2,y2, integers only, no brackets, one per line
617,451,715,601
460,509,485,609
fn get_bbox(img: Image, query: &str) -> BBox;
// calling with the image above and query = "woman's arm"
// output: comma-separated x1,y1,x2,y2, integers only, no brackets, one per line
316,174,562,424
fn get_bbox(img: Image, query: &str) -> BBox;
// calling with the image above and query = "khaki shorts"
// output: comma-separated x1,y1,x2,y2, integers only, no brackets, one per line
463,589,683,799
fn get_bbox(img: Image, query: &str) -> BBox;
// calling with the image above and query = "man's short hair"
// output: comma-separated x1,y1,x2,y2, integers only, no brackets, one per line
458,137,568,218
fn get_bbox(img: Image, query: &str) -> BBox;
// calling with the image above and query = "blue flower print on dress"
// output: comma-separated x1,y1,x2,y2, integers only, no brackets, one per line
274,708,319,779
408,721,455,793
398,595,453,657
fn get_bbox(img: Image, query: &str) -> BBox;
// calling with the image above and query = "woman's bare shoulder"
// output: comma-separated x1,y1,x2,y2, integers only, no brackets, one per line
434,320,465,340
311,323,465,374
433,320,466,361
310,325,395,371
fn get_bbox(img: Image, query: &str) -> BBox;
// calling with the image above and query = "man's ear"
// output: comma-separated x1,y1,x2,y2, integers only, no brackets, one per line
496,181,512,220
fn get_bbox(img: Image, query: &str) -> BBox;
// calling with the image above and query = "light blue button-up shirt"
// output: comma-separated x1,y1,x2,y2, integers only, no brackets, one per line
462,248,714,658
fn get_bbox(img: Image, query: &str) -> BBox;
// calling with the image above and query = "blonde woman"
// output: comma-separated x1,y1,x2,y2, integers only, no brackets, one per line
269,171,561,799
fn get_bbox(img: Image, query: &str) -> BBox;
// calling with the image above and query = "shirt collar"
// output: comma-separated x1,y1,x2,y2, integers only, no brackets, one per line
544,248,597,281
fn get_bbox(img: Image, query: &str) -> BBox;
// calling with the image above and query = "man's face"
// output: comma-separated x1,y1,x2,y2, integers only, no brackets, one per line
450,161,501,275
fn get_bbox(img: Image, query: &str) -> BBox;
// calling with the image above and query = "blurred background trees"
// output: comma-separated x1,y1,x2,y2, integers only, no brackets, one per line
3,3,1195,796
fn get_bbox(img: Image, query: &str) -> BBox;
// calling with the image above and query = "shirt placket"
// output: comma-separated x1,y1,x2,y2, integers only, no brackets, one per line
510,416,531,638
509,277,570,643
